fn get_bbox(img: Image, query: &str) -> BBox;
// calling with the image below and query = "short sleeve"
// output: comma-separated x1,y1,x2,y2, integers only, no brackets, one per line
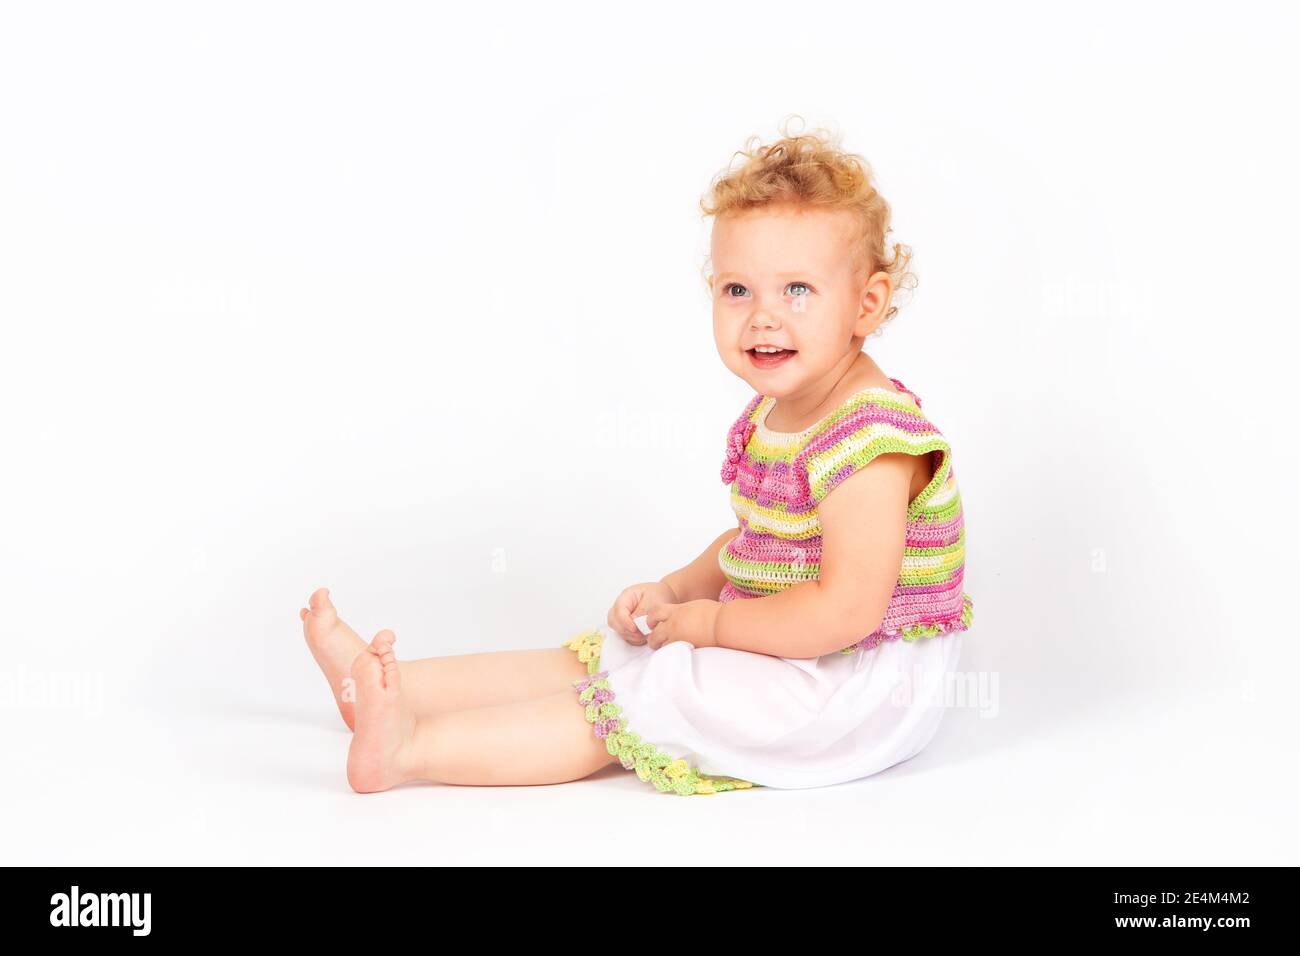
798,396,952,513
719,392,764,485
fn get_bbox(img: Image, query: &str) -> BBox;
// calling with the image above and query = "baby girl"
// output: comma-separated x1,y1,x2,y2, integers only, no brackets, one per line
299,120,973,796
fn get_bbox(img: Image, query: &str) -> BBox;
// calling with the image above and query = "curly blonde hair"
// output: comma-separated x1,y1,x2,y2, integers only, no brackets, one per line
699,115,917,332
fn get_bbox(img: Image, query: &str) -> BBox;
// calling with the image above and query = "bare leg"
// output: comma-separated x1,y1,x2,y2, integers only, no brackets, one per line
347,628,618,793
301,587,591,731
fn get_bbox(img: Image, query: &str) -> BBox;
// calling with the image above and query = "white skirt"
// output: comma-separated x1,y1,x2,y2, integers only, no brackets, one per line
562,624,966,796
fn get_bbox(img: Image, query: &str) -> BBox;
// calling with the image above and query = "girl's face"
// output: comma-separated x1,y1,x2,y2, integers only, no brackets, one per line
709,202,892,397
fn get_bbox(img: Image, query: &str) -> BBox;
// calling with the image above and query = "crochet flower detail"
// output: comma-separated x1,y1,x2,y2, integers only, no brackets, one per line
719,420,756,484
561,628,760,796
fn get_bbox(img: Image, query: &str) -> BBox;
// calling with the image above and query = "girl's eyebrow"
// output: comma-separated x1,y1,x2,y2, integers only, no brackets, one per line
716,271,828,283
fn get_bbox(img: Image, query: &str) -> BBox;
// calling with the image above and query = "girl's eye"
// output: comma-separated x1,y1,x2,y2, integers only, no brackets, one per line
722,282,812,297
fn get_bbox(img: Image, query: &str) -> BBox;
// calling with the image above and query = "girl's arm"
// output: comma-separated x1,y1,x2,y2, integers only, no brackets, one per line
713,453,916,658
660,526,742,603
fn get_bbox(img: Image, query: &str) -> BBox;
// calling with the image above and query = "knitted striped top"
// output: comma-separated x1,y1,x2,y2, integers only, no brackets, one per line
717,377,973,654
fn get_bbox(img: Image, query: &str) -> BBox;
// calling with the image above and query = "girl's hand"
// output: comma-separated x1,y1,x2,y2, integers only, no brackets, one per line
643,599,722,650
608,581,679,644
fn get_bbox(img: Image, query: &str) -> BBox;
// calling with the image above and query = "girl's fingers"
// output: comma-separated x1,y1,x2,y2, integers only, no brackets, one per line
609,607,633,639
618,616,644,647
611,598,645,643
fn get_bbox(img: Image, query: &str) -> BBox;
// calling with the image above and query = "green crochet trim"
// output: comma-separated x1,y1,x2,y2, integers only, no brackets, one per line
836,593,975,654
561,629,762,796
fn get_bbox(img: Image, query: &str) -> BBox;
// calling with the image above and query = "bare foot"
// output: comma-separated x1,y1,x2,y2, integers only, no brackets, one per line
347,629,419,793
300,587,367,731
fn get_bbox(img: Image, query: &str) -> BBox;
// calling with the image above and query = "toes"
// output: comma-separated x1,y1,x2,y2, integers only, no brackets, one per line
350,637,400,694
381,660,401,693
380,654,401,692
304,588,338,632
367,630,400,691
350,647,383,684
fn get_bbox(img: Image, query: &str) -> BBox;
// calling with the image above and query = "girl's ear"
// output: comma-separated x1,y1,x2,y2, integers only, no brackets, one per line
856,270,894,333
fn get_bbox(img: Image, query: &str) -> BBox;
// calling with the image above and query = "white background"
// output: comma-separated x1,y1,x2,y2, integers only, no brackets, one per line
2,0,1296,864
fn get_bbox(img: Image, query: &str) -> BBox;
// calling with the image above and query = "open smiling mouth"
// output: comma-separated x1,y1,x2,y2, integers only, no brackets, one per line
746,347,797,369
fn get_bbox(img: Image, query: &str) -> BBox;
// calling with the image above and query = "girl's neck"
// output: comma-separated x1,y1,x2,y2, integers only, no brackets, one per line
764,352,894,432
